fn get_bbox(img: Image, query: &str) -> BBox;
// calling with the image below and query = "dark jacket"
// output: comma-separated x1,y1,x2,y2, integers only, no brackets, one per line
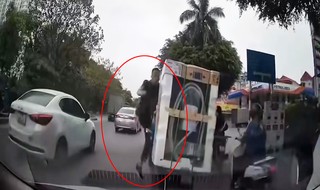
136,80,159,129
214,113,227,136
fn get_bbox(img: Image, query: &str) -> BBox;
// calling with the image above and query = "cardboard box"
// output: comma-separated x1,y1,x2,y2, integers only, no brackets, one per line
152,59,219,173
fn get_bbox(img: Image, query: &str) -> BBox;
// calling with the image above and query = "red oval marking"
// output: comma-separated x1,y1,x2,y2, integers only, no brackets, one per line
100,55,189,188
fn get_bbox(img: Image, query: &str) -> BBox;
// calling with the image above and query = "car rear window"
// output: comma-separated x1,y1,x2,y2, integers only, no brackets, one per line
118,108,135,115
19,91,55,106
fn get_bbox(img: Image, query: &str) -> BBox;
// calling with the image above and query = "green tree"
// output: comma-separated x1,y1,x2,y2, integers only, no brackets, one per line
232,0,320,32
0,2,35,80
19,0,104,88
14,0,104,99
30,0,104,52
158,0,242,94
122,89,133,106
179,0,225,48
132,97,140,107
159,36,242,93
83,58,126,111
0,0,131,113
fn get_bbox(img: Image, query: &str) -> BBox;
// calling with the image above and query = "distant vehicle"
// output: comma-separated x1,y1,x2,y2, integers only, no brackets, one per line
114,107,141,133
8,89,96,161
108,114,115,122
107,94,124,122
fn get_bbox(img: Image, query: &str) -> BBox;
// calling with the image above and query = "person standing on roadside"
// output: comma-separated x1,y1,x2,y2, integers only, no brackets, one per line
135,67,160,179
213,106,228,160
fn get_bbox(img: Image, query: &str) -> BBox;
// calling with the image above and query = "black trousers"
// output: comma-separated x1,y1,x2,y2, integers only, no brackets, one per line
212,132,226,156
138,109,155,165
140,128,153,163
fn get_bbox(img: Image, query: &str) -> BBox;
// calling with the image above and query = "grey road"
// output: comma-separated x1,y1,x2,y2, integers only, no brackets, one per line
0,117,306,190
0,116,148,185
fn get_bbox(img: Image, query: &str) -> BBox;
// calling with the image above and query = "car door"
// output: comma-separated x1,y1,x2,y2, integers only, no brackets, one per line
59,98,87,151
69,99,92,148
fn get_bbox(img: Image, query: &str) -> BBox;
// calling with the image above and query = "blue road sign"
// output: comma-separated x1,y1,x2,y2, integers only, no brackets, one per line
247,49,276,84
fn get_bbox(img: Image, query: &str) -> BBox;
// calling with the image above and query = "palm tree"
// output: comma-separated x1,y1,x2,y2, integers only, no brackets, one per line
179,0,225,48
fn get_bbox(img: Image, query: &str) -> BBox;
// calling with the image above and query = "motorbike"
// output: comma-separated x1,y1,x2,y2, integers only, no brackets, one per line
231,127,277,190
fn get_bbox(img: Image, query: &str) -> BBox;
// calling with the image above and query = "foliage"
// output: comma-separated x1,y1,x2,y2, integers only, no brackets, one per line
232,0,320,32
29,0,104,53
0,2,35,79
20,0,104,85
0,1,132,112
179,0,225,48
284,102,319,148
122,89,133,106
81,58,120,111
158,0,242,94
160,35,242,93
132,97,140,107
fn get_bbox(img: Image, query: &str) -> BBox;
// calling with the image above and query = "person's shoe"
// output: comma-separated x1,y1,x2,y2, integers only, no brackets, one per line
136,163,143,179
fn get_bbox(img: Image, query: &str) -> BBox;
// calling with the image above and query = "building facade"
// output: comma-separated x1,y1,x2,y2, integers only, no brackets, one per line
300,71,313,88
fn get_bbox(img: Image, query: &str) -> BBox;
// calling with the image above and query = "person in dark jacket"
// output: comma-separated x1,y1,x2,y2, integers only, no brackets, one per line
135,67,160,179
213,106,228,159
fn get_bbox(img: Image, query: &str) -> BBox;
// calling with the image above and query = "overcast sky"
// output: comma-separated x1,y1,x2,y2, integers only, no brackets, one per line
93,0,314,98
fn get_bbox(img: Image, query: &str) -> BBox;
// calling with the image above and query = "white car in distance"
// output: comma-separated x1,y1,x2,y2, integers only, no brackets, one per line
8,89,96,162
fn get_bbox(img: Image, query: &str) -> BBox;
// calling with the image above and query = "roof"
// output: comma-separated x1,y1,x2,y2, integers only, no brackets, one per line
300,71,313,81
31,89,72,97
277,75,298,85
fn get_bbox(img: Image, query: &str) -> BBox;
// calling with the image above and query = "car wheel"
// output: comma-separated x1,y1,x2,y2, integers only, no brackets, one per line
54,138,68,161
115,126,119,133
86,131,96,153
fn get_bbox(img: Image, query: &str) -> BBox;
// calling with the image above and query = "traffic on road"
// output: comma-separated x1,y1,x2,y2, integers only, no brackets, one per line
0,0,319,190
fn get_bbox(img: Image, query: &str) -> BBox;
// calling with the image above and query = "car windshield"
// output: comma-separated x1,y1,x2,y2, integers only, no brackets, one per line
19,91,55,107
0,0,319,190
118,108,135,115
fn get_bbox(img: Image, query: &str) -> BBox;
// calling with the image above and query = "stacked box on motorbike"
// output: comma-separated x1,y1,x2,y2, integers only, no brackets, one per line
151,59,220,173
263,101,271,112
263,107,273,150
263,101,285,153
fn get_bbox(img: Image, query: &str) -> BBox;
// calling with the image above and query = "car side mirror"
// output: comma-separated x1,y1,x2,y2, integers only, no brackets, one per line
84,113,90,121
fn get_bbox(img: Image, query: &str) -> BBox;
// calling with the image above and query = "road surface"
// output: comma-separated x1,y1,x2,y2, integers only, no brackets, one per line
0,117,305,190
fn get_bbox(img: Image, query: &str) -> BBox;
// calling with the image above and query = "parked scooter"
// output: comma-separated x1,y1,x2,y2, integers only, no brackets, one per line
231,127,277,190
